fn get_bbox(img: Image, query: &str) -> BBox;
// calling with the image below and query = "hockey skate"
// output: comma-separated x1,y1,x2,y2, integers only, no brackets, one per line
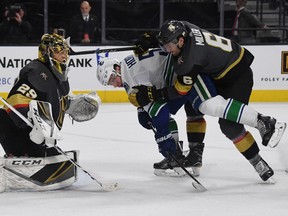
256,114,286,148
183,143,204,177
153,153,186,177
253,158,275,183
154,141,186,177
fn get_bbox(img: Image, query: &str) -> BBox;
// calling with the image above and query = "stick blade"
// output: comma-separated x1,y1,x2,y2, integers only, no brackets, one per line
101,182,122,192
192,182,207,192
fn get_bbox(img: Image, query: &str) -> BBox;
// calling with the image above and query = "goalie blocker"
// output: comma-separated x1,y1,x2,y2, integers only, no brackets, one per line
0,150,79,192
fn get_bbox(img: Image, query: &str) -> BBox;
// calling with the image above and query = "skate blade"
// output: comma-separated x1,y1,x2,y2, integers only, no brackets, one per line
184,166,200,177
154,168,186,177
264,176,277,184
153,167,200,177
191,167,200,177
268,122,287,148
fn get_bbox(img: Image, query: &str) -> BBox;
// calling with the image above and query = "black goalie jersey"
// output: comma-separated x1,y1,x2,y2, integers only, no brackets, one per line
4,59,70,130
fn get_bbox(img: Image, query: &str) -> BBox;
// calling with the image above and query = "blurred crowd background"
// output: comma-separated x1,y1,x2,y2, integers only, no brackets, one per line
0,0,287,46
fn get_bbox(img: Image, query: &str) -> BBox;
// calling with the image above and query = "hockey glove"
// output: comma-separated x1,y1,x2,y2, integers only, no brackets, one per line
133,31,159,55
128,85,160,107
155,131,176,158
137,107,152,130
66,92,101,122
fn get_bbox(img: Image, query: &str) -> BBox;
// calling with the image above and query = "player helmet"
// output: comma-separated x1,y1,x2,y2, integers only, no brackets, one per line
97,58,121,86
158,20,187,45
38,33,70,81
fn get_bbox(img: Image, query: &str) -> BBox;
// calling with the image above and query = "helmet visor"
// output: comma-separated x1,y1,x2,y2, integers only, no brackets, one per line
159,40,178,53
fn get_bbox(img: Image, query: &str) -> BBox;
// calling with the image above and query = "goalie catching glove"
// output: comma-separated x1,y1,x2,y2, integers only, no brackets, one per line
28,100,62,147
66,92,101,122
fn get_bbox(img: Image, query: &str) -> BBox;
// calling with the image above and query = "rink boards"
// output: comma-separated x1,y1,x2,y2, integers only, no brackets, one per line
0,45,288,103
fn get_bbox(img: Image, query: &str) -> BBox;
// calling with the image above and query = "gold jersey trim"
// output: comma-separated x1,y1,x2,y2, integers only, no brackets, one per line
214,47,245,80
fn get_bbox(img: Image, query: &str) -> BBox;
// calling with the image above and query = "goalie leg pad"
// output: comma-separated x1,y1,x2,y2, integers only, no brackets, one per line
0,159,5,192
0,150,79,192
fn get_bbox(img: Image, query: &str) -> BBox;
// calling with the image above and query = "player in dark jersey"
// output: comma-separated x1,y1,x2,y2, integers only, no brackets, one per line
0,33,99,192
0,34,80,191
133,20,286,182
157,20,287,182
0,34,71,157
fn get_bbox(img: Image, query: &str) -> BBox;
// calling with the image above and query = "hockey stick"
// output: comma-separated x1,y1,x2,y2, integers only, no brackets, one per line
69,46,136,56
148,122,207,191
168,153,207,191
0,97,119,192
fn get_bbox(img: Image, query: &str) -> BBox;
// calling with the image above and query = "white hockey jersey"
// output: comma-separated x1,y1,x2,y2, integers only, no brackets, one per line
121,49,175,94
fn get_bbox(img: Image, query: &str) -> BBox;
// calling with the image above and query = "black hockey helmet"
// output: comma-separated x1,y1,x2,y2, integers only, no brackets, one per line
158,20,188,45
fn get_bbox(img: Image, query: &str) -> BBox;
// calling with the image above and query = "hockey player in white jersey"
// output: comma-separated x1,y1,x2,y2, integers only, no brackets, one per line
97,48,286,182
97,49,206,177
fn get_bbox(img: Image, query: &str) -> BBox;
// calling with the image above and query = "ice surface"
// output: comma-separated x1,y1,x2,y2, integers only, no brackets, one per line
1,102,288,216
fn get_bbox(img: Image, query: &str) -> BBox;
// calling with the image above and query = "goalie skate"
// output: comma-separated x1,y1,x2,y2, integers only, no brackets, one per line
268,122,287,148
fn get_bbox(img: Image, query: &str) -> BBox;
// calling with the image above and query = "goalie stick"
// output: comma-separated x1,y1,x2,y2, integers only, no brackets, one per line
148,123,207,192
0,97,119,192
69,46,136,56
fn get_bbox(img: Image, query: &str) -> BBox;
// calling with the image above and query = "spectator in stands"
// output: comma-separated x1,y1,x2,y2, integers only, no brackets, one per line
69,1,101,44
232,0,268,44
0,3,33,44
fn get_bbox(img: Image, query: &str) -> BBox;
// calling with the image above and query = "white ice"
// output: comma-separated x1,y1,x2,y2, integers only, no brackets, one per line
1,102,288,216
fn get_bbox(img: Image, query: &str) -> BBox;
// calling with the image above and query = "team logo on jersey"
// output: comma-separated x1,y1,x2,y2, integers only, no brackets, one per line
281,51,288,74
40,72,48,80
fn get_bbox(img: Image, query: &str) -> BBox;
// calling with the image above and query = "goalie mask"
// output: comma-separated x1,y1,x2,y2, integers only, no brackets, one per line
38,33,70,81
97,58,121,86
